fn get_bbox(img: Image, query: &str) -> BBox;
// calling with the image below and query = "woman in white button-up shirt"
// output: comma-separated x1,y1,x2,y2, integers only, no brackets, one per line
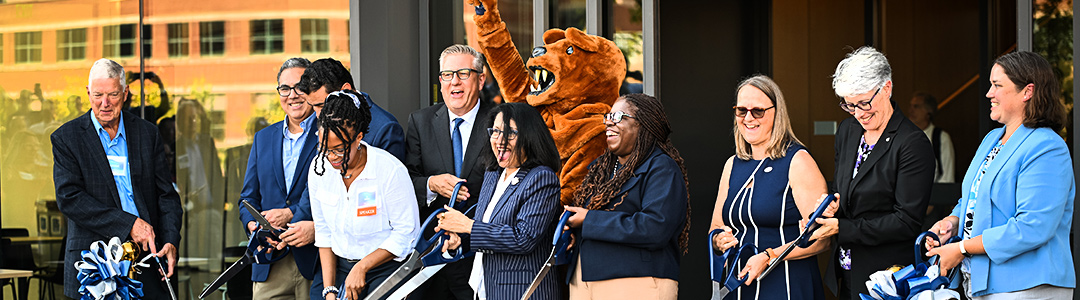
308,90,420,300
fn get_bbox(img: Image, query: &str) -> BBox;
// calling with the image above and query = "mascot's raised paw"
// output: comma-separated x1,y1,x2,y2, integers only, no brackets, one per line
466,0,497,16
470,0,625,204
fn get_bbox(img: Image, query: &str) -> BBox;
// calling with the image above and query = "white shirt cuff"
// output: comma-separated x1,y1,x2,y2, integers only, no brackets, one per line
425,177,438,206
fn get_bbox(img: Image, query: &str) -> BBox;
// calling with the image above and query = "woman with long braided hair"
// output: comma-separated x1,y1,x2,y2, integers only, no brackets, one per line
308,90,420,300
563,93,690,300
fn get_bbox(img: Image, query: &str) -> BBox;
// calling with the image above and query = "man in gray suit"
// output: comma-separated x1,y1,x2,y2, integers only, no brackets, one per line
53,58,183,299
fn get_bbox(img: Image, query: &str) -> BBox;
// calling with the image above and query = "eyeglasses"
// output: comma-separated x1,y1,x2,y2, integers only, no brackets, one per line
838,87,881,113
733,106,775,119
91,92,124,101
604,111,634,125
324,146,348,158
487,128,518,140
439,68,480,81
277,84,307,97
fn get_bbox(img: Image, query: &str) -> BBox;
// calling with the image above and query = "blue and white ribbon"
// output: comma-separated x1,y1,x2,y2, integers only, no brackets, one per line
74,237,143,300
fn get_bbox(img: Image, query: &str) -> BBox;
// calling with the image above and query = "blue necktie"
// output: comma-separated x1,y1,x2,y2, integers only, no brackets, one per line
452,118,464,177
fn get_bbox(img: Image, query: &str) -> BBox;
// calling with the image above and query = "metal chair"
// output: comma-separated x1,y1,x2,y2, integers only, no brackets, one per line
1,228,39,300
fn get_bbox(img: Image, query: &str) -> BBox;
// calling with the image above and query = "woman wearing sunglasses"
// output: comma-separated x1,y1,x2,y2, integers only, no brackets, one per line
561,93,690,300
435,102,564,300
709,75,831,299
810,47,936,300
308,90,421,300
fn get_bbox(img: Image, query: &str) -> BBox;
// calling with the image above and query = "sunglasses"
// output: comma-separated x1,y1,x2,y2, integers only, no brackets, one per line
733,106,775,119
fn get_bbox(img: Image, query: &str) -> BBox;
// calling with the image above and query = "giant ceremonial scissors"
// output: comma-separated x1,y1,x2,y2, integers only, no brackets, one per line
364,182,473,300
198,200,290,299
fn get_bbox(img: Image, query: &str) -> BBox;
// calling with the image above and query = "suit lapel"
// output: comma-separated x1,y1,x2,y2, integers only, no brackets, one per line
269,122,287,196
288,119,320,200
838,121,860,200
614,148,659,199
81,113,122,209
433,106,454,175
849,108,904,192
490,167,531,221
123,114,150,218
975,126,1033,221
461,101,493,180
474,170,500,221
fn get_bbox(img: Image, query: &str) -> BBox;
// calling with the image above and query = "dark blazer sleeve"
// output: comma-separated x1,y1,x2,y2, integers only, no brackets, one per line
374,121,407,163
405,112,430,206
837,126,935,246
581,155,688,249
238,134,262,233
470,168,561,254
52,130,138,241
148,125,183,246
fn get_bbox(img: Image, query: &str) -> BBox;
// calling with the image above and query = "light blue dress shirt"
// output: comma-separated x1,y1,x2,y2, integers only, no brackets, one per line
283,113,317,193
91,111,139,217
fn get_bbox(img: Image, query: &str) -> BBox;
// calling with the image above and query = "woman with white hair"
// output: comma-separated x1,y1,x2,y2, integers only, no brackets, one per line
809,46,936,299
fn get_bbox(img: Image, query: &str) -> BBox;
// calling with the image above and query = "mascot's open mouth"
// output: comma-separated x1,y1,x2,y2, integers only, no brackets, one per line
529,66,555,96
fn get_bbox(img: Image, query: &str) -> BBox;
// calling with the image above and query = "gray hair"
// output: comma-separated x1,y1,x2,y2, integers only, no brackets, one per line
831,46,892,97
439,44,486,71
277,57,311,82
88,58,126,88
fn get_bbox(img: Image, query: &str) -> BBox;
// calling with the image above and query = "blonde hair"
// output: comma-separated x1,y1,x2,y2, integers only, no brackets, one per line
733,75,802,160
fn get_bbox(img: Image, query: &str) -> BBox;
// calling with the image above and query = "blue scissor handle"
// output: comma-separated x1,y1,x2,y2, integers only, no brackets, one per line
708,229,726,281
420,203,479,267
797,194,836,248
552,211,573,265
723,243,758,292
450,181,467,210
708,229,757,290
246,229,290,264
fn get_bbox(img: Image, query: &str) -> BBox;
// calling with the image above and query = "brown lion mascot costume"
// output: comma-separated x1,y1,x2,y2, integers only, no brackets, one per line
468,0,626,204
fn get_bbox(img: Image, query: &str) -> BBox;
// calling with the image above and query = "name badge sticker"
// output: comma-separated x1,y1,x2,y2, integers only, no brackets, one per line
107,155,128,176
357,191,377,217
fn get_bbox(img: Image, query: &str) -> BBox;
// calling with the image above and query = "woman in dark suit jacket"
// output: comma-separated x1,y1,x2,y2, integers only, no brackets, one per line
438,102,563,300
562,93,690,300
811,47,936,300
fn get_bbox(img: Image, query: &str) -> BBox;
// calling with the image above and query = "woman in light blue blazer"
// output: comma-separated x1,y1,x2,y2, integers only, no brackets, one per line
926,51,1075,299
437,102,563,300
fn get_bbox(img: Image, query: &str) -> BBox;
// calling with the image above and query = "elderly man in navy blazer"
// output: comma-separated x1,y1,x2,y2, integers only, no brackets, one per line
53,58,183,299
238,58,323,300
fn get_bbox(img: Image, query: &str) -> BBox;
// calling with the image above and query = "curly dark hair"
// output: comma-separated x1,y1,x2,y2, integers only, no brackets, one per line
314,90,372,177
571,93,691,253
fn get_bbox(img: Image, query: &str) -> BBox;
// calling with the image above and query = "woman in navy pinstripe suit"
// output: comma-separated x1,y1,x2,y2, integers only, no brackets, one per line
437,102,563,300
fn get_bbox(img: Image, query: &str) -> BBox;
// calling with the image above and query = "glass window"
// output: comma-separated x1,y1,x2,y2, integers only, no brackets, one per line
168,23,189,58
199,21,226,56
0,2,350,299
14,31,42,64
612,0,644,94
301,18,330,53
142,24,152,58
1,33,4,64
57,28,87,62
250,19,284,54
103,24,136,58
551,0,587,30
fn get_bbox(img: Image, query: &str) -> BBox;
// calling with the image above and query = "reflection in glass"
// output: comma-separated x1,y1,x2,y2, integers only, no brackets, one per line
57,28,87,62
301,19,330,53
200,21,226,57
168,23,190,58
551,0,586,30
1033,0,1073,140
250,19,284,55
103,24,136,58
15,31,42,63
0,1,352,298
612,0,644,95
